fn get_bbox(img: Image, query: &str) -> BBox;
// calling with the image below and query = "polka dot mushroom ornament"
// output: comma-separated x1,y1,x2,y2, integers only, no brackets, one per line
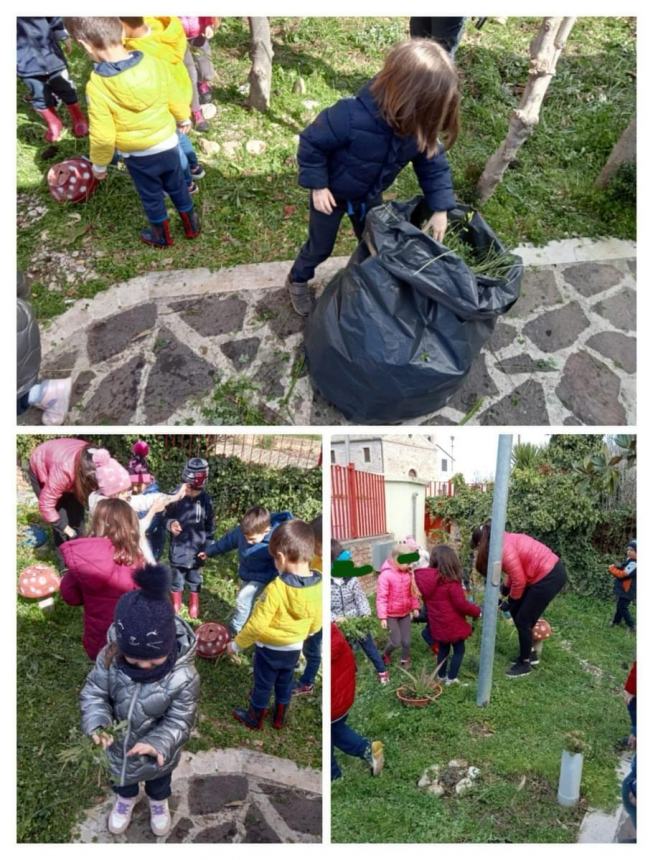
532,618,552,641
18,563,61,613
196,622,231,660
47,156,98,204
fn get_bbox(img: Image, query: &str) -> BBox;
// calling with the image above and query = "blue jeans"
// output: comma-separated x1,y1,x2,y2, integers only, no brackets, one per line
252,645,301,709
331,715,369,780
232,581,266,632
437,640,465,680
124,147,193,224
421,625,434,648
114,769,172,800
409,18,466,56
354,632,385,673
290,194,382,283
297,628,323,685
622,756,636,828
22,69,78,110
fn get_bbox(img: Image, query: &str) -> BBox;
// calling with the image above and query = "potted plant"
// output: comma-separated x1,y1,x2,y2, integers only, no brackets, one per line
557,731,589,807
396,663,444,708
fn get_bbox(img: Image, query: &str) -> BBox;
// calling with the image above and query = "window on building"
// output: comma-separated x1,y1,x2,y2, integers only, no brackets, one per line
330,450,336,464
363,447,371,463
441,459,448,473
408,468,417,479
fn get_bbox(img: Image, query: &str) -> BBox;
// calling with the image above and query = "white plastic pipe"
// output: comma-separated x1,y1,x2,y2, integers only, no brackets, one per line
557,750,583,806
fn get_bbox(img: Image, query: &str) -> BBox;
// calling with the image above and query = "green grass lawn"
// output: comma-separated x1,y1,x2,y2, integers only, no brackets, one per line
18,16,635,323
16,504,321,844
332,587,635,843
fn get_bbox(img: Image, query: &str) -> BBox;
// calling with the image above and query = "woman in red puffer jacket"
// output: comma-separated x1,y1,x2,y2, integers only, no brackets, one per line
331,623,384,780
472,520,567,679
414,545,480,685
60,498,144,659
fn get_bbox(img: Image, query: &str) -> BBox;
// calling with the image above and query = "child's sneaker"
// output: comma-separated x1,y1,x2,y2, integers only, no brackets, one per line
190,163,206,180
192,109,209,132
399,658,411,669
108,795,138,835
364,740,384,776
292,682,314,696
506,660,532,679
187,181,199,195
148,798,171,837
529,649,541,666
33,378,72,425
377,671,390,685
445,677,460,686
198,81,212,104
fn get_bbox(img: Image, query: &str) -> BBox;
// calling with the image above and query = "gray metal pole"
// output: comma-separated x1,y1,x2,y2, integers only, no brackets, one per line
476,434,513,707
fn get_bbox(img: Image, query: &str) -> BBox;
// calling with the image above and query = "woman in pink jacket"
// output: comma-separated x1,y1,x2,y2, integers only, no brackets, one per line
376,543,421,668
472,520,567,678
60,498,144,659
28,438,98,546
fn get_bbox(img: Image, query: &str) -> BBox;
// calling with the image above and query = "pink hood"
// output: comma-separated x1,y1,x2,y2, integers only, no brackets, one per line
60,537,140,659
375,560,420,619
29,438,88,524
502,532,559,599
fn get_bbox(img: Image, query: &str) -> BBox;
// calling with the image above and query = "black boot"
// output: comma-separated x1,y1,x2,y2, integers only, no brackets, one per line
285,274,313,317
272,702,289,729
140,220,173,248
180,209,201,239
233,704,267,730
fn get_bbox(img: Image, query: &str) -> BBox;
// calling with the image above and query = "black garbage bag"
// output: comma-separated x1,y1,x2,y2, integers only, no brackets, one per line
305,197,522,423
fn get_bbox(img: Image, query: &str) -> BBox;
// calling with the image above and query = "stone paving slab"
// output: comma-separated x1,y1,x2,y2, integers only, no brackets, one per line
22,240,636,427
73,748,321,844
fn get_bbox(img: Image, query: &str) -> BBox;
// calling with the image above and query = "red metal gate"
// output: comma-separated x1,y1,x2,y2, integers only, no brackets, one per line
332,464,387,540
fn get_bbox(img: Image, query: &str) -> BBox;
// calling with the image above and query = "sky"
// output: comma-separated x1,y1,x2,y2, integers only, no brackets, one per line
437,429,553,482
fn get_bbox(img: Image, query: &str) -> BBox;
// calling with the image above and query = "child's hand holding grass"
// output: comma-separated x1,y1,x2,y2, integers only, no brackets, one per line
91,730,114,749
128,742,164,767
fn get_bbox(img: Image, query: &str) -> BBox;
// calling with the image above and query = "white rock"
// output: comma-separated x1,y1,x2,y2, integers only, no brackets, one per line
237,83,249,95
455,778,474,795
246,139,267,156
222,141,241,159
448,759,468,769
468,766,481,780
302,100,319,110
427,783,445,797
417,774,432,788
199,139,221,157
293,77,306,95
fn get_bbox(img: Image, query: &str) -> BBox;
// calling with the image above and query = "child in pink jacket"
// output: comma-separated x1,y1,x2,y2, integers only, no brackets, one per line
376,543,421,668
180,16,217,130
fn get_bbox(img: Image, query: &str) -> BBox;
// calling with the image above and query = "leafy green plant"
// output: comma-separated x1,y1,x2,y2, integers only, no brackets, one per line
564,731,591,756
338,615,379,641
57,721,126,787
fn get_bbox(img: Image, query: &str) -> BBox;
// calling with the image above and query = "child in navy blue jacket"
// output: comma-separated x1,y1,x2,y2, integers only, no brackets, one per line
286,38,460,315
198,506,293,634
165,458,214,619
17,17,88,142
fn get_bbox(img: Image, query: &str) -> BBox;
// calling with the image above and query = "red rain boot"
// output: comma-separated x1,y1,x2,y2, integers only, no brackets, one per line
171,591,182,613
36,107,64,142
233,704,267,730
140,220,173,248
272,703,289,729
180,210,201,239
188,592,200,620
65,102,89,137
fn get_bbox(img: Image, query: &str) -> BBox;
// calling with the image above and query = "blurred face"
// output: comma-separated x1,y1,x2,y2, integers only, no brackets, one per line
123,654,168,670
244,530,268,545
627,547,636,560
131,482,147,495
394,559,410,572
187,487,202,498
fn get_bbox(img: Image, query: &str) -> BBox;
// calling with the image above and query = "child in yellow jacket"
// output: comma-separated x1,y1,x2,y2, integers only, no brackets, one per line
120,17,205,193
64,17,200,248
228,519,322,730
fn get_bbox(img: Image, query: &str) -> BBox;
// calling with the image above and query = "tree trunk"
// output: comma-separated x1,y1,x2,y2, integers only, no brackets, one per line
595,116,636,188
476,17,576,204
247,17,273,112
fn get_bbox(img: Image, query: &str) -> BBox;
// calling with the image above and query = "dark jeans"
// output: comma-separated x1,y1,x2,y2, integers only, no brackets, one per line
331,714,369,780
298,628,323,685
124,147,193,224
114,770,172,800
170,566,203,593
17,392,30,414
409,17,466,55
385,614,412,660
436,640,465,680
509,560,567,661
421,625,434,648
22,69,78,110
622,756,636,828
290,195,382,283
627,696,637,736
145,513,166,561
355,632,385,673
613,597,634,629
252,646,301,709
28,467,85,547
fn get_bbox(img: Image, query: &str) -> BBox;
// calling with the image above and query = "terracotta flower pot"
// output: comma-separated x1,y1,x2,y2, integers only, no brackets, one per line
396,684,442,708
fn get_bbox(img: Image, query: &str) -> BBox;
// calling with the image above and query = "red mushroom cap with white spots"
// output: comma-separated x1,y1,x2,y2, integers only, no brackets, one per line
532,618,552,641
196,622,231,659
17,564,61,599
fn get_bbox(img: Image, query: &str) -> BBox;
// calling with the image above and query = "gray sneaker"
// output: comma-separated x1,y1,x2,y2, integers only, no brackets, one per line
285,274,313,317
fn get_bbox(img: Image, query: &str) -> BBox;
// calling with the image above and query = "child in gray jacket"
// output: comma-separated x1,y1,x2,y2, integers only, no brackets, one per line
81,565,199,838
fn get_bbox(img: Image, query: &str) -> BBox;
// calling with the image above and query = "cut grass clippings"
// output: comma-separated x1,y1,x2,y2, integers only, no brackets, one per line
17,17,635,322
332,590,635,843
16,503,321,843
